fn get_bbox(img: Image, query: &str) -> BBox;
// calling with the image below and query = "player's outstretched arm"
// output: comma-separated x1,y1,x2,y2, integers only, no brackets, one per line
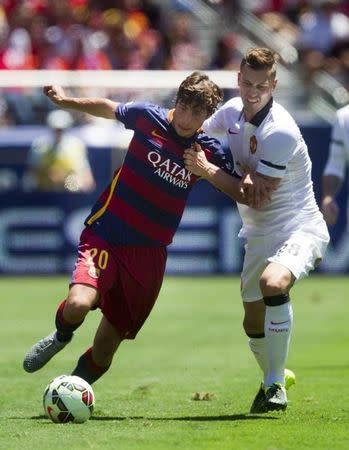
43,86,119,120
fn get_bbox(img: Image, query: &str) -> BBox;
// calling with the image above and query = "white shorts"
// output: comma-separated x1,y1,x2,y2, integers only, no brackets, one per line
241,229,329,302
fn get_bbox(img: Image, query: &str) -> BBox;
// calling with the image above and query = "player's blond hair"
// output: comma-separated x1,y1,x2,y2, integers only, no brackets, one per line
176,71,223,117
240,48,279,80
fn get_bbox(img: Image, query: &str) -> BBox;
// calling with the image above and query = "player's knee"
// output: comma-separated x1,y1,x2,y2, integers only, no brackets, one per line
259,273,289,297
65,292,94,319
260,264,294,296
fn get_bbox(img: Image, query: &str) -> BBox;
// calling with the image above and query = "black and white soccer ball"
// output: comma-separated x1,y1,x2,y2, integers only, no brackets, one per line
43,375,95,423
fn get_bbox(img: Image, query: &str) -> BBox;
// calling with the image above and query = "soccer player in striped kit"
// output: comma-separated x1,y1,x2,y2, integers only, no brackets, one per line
23,72,251,384
184,48,330,413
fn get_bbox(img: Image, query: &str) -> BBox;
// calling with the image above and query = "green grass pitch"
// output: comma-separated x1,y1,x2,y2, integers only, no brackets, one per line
0,275,348,450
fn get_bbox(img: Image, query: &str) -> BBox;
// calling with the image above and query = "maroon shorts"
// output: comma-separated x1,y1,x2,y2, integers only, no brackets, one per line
71,228,167,339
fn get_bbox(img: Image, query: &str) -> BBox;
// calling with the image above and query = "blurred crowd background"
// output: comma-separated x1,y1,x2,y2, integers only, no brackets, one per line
0,0,348,126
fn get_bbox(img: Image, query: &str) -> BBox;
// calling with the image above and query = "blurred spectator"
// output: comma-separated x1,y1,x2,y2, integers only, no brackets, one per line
0,27,36,69
321,103,349,226
209,32,242,70
295,0,349,89
0,96,15,125
297,0,349,55
209,31,242,100
164,10,206,69
0,0,346,126
24,110,95,192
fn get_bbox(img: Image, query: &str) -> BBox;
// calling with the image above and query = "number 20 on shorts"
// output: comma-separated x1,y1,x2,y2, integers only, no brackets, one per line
88,248,109,270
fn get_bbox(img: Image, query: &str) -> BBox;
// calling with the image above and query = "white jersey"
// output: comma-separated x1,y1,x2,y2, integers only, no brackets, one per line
204,97,327,239
323,104,349,181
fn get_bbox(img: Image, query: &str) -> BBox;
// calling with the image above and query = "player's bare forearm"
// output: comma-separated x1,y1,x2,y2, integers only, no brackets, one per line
200,164,246,203
43,86,118,120
322,174,342,199
321,175,342,225
183,147,245,203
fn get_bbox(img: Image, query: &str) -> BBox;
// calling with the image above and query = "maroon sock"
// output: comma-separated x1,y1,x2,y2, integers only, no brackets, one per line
55,300,84,342
71,347,110,385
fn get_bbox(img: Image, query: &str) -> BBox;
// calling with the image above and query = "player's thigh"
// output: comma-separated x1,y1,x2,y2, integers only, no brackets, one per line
102,246,167,340
241,238,269,302
268,232,327,281
71,228,118,305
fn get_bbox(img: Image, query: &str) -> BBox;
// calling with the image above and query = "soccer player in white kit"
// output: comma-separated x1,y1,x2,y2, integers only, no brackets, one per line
322,104,349,226
184,48,329,413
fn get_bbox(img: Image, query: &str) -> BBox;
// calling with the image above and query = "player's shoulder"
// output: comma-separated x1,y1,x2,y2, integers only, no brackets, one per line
210,97,242,126
257,101,302,150
220,96,243,113
117,101,167,124
119,100,161,114
266,101,301,137
197,130,222,151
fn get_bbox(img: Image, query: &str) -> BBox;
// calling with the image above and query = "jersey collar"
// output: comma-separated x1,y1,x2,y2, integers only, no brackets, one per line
247,97,273,126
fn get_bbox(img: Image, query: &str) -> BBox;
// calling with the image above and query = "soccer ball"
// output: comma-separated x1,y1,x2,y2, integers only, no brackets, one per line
43,375,95,423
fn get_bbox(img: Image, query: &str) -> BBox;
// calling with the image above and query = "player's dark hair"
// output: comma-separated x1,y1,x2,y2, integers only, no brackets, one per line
240,48,279,79
176,71,223,117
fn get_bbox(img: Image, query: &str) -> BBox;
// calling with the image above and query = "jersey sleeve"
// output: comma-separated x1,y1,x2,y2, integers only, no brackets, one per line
256,130,297,179
323,113,347,180
115,101,147,130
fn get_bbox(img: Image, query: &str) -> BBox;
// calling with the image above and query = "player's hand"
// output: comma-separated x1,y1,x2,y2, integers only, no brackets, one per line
43,85,67,105
321,196,339,225
183,143,209,177
241,171,279,208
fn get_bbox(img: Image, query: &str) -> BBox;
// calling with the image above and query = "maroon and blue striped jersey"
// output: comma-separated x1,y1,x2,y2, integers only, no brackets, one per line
84,101,234,246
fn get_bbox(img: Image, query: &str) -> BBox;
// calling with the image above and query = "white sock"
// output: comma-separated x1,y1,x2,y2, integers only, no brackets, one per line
264,302,293,387
248,337,268,379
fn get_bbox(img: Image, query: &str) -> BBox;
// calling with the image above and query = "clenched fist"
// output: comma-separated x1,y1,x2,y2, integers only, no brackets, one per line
43,86,67,106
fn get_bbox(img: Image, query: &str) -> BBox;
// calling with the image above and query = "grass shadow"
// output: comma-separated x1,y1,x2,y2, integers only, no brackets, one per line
18,413,278,422
90,413,278,422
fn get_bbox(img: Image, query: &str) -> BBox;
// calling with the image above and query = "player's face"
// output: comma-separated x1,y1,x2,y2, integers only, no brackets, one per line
238,65,277,122
172,101,208,138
